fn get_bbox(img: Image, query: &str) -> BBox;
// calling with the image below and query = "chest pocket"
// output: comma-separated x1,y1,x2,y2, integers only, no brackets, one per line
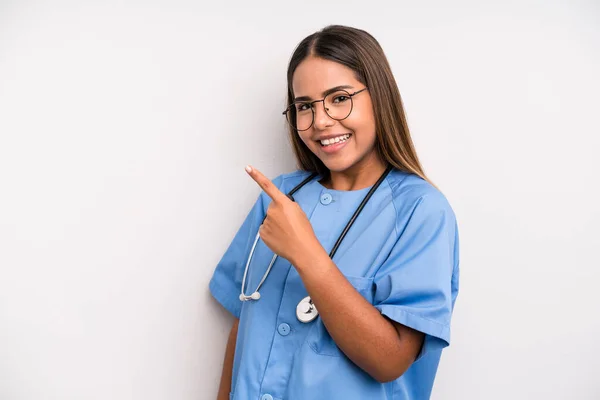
305,275,375,357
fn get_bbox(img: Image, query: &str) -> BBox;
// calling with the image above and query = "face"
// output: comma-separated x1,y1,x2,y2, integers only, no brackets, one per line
291,56,381,175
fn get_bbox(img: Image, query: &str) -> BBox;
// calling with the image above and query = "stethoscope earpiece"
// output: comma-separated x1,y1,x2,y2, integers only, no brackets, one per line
239,292,262,302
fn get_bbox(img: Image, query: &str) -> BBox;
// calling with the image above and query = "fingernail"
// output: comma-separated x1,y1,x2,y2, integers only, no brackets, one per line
245,165,252,173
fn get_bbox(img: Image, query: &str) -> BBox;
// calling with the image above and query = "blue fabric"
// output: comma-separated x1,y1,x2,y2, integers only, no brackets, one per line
209,168,460,400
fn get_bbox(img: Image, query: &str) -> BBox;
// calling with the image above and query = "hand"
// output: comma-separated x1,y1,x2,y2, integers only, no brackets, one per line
245,165,322,265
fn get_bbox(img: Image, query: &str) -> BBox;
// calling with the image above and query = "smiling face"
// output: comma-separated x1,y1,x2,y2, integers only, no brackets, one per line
291,56,383,178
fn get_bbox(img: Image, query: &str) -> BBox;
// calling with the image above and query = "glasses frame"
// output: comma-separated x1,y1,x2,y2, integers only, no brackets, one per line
282,87,369,131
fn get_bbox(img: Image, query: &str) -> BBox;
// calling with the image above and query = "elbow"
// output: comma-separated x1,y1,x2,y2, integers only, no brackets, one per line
367,346,417,383
369,322,424,382
372,369,405,384
355,319,424,383
369,362,411,383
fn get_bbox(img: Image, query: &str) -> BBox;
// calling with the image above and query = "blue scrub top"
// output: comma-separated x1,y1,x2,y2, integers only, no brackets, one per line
209,168,460,400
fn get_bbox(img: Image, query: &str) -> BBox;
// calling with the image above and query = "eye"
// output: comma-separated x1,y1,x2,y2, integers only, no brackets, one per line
296,102,311,112
332,95,349,104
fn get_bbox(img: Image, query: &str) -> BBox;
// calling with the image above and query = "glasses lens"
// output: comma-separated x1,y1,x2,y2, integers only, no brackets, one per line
324,90,353,121
286,102,313,131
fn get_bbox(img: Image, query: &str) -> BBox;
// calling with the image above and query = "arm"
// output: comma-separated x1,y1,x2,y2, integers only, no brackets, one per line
292,247,423,383
242,167,428,383
216,318,239,400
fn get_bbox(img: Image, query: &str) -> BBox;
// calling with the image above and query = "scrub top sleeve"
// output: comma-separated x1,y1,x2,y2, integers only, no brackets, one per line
208,175,283,318
373,193,459,359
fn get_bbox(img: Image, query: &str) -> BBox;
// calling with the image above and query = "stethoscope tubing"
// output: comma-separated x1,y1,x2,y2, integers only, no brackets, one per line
239,166,393,305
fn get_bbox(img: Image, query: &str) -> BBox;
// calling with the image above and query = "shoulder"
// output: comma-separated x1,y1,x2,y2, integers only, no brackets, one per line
384,169,456,227
254,170,315,208
271,170,316,193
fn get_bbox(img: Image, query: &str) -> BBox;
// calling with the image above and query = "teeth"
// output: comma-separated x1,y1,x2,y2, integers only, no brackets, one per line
320,134,350,146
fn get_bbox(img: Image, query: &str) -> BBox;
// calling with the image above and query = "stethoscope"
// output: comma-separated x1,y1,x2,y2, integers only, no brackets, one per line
240,165,393,324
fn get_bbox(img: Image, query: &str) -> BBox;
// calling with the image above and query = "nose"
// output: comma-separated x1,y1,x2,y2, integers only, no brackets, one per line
312,100,334,130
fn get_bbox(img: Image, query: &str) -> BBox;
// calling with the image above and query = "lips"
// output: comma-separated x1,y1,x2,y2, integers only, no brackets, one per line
317,133,352,147
318,134,352,154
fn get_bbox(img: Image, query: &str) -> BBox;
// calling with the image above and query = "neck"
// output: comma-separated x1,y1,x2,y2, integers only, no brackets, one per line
323,156,388,191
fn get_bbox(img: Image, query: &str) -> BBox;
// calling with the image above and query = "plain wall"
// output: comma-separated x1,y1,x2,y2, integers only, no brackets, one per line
1,1,599,399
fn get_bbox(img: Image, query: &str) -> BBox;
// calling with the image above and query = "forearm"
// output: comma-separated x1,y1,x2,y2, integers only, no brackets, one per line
217,318,239,400
292,246,420,383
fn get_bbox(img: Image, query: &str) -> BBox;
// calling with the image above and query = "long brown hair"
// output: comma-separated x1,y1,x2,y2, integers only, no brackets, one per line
285,25,430,183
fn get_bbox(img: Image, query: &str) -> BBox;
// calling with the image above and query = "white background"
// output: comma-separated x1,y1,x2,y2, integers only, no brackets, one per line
1,1,599,399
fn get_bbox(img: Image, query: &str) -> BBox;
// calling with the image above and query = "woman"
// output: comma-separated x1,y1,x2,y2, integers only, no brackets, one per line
210,25,460,400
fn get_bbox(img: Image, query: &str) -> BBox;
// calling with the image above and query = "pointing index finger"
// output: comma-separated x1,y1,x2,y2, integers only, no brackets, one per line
245,165,288,202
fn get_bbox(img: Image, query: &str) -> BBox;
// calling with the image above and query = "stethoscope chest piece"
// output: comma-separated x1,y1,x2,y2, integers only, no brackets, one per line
296,296,318,323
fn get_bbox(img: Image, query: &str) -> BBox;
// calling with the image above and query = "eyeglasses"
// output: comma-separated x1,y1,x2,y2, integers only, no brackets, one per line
282,87,368,131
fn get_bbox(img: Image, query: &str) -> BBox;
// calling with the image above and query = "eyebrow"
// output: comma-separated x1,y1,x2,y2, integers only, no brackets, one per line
294,85,355,102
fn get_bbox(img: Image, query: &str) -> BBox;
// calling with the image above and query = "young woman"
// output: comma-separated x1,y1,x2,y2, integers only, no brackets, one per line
210,25,460,400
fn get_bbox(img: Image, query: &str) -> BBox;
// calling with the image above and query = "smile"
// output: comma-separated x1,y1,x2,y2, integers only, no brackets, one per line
319,134,351,147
